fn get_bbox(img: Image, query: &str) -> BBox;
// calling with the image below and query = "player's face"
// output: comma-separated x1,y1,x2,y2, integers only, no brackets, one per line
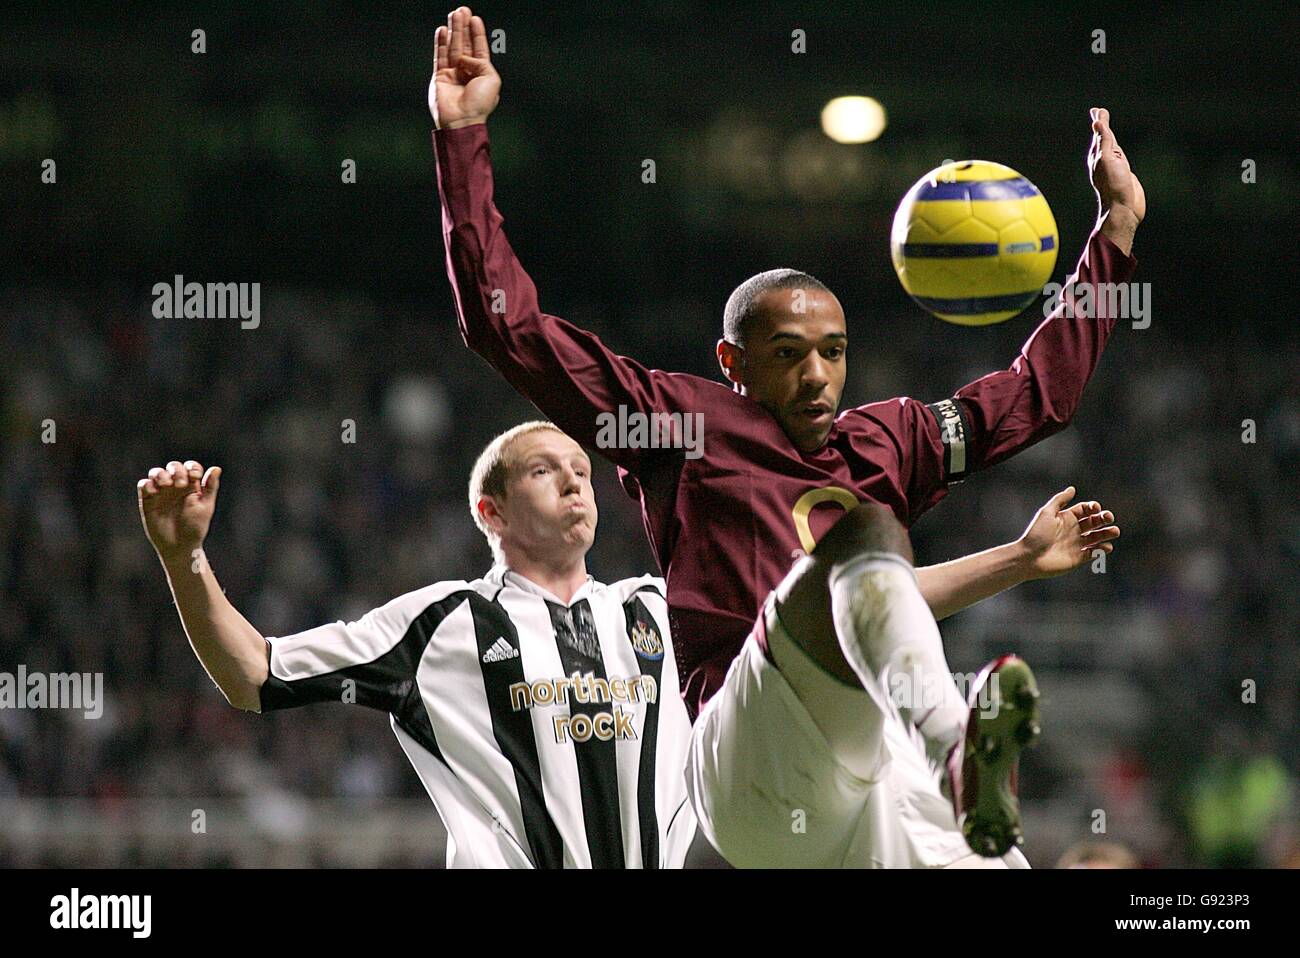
498,431,598,561
738,288,847,452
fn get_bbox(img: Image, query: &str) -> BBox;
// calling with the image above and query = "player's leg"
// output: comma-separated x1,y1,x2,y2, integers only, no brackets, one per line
685,611,892,867
688,501,969,865
685,548,988,868
687,503,1038,866
774,502,967,771
778,503,1041,857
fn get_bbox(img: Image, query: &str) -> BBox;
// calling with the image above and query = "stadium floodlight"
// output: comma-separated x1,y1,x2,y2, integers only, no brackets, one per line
820,95,887,144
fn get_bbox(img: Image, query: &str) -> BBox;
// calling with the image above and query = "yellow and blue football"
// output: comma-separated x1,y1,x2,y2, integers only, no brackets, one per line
890,160,1059,326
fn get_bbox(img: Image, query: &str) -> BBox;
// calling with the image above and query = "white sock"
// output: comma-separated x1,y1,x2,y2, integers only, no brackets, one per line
829,552,967,769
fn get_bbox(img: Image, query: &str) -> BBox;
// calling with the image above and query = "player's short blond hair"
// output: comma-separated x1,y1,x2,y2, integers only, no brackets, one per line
468,421,566,563
1056,841,1138,869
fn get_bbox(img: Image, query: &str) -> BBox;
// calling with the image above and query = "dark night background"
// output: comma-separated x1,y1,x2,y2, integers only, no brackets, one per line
0,1,1296,867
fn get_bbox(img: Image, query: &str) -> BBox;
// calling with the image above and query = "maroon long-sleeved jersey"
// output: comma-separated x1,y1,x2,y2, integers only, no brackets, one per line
435,125,1137,720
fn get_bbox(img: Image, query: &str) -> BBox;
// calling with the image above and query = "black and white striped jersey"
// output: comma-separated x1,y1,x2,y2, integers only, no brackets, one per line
259,565,695,868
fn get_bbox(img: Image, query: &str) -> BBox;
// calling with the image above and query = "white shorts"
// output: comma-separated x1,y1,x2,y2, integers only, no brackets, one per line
686,595,1030,869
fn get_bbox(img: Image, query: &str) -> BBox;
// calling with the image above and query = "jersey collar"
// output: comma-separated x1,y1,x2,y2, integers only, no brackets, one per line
490,564,598,606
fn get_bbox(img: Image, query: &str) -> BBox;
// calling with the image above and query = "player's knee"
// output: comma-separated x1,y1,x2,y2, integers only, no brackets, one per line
814,502,913,566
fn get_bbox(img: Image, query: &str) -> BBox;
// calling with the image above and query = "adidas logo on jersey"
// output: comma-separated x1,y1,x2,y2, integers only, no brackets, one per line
482,637,519,663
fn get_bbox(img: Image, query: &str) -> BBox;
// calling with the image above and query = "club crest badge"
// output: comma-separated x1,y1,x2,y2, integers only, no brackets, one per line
630,620,664,660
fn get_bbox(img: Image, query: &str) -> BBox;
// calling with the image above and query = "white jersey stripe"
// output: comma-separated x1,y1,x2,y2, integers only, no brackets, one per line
466,593,564,868
604,592,650,867
501,586,590,869
642,587,694,866
415,595,535,863
390,719,531,868
624,589,666,868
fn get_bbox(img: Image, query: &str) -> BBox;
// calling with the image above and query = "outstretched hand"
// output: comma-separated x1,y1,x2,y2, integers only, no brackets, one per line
429,6,501,129
1019,486,1120,579
1088,107,1145,251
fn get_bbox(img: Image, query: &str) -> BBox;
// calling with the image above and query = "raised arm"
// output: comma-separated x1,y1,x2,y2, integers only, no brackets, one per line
138,460,268,712
943,109,1145,478
916,486,1119,620
430,7,695,471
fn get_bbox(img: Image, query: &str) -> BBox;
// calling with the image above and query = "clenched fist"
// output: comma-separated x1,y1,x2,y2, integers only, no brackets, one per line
137,460,222,562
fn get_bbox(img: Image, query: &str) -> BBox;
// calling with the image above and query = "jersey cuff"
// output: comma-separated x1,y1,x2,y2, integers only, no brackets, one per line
926,398,972,484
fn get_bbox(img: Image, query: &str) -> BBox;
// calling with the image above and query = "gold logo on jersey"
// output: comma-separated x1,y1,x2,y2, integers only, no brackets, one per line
791,486,860,553
630,620,664,660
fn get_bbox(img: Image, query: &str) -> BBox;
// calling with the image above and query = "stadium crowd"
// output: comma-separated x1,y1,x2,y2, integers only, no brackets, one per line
0,280,1295,867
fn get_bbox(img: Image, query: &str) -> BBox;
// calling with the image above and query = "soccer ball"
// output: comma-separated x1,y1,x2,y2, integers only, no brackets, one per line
890,160,1059,326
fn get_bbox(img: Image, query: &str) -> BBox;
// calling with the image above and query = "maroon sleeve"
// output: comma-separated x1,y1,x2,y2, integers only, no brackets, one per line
434,124,697,473
841,397,951,525
949,228,1138,474
850,228,1137,524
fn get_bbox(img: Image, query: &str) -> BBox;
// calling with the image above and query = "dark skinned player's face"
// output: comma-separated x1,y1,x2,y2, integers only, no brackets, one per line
717,288,848,453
